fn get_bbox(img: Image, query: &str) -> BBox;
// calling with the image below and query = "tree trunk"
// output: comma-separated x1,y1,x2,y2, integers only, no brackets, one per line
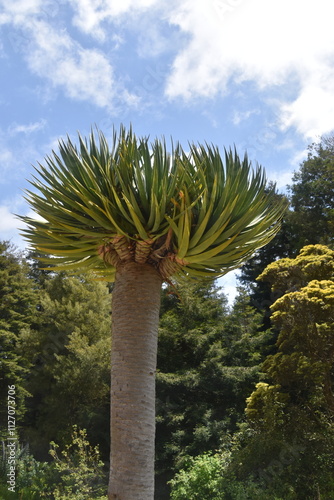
108,261,162,500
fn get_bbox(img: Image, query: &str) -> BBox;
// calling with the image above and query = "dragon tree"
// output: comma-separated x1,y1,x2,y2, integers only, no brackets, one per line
20,125,286,499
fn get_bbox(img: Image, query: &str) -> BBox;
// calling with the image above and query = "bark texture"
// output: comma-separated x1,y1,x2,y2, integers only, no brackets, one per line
108,261,162,500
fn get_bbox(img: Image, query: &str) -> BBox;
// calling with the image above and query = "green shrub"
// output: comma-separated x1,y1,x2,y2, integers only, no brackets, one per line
0,426,108,499
168,450,293,500
169,453,225,500
48,426,107,499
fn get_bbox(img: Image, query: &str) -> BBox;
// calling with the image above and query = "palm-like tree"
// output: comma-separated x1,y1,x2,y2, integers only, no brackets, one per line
20,125,286,500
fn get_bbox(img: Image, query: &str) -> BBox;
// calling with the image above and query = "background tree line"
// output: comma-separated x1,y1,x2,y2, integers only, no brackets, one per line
0,135,333,499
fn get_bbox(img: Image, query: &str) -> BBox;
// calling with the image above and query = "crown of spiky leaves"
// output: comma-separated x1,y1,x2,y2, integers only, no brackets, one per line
20,125,287,281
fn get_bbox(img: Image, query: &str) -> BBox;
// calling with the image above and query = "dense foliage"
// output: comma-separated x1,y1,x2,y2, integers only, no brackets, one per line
240,244,334,498
169,244,334,500
0,243,38,432
155,281,267,492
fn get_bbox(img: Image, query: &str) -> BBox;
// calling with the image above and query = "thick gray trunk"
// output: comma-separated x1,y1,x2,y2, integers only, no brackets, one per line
108,261,162,500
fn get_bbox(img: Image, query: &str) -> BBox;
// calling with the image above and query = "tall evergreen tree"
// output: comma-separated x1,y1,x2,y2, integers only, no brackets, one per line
0,242,37,432
156,281,229,473
156,283,267,494
20,271,111,459
289,136,334,248
239,134,334,323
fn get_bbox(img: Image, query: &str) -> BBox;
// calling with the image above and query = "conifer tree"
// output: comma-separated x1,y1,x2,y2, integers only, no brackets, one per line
0,242,37,431
20,271,111,457
239,134,334,323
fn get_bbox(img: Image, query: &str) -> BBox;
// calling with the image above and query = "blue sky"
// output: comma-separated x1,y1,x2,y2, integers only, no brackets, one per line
1,0,334,300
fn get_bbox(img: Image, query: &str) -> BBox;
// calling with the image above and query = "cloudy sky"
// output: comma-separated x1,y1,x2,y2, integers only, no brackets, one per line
1,0,334,299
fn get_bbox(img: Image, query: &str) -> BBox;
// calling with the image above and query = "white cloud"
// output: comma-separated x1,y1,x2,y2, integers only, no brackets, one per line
0,205,18,231
289,148,309,169
0,0,43,24
0,124,48,183
270,170,293,190
232,109,260,126
0,2,136,111
280,83,334,139
218,269,240,306
69,0,160,41
25,20,117,109
164,0,334,139
0,196,40,248
69,0,110,42
0,147,14,173
9,119,47,135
